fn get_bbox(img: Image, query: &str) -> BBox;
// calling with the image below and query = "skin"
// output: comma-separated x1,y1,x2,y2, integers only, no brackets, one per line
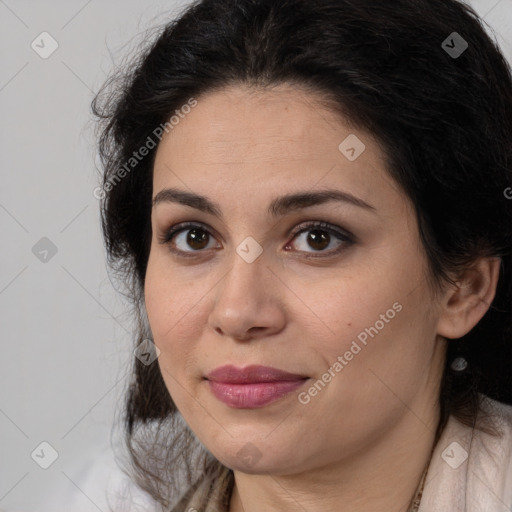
144,84,500,512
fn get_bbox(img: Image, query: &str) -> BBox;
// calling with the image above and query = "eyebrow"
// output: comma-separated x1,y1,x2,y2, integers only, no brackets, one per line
152,187,376,219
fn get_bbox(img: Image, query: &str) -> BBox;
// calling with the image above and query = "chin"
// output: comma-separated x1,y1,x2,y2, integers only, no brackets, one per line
206,437,300,475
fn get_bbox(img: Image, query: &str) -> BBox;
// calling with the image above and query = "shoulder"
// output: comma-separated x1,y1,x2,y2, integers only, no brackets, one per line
419,395,512,512
470,397,512,504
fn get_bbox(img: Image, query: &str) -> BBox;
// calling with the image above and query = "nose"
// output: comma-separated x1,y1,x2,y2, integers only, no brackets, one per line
207,251,287,342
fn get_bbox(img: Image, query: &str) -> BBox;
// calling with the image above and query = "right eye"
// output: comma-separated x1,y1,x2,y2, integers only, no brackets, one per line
158,222,221,257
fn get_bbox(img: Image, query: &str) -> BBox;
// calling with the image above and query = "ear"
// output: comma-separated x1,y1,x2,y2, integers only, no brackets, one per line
436,257,501,340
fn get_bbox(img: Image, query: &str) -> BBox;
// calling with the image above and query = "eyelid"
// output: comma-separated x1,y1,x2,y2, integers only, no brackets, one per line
158,221,220,244
289,221,353,242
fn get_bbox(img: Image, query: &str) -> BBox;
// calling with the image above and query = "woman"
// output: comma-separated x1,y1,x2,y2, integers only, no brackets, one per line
92,0,512,510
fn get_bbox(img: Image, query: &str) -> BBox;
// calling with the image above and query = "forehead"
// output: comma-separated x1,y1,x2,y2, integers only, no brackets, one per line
152,84,398,215
156,84,367,162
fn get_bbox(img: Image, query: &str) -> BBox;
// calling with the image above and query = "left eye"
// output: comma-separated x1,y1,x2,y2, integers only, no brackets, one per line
159,221,353,257
286,222,353,256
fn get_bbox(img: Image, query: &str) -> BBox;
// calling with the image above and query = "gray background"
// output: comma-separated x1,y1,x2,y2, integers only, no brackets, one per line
0,0,511,511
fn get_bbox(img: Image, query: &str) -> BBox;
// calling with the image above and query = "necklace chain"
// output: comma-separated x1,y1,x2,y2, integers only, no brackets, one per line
407,462,429,512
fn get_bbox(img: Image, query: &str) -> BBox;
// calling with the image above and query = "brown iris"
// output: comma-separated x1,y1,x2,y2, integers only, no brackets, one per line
306,229,330,251
187,228,209,250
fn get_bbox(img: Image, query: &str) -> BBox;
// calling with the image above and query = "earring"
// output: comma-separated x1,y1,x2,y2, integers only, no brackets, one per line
450,356,468,372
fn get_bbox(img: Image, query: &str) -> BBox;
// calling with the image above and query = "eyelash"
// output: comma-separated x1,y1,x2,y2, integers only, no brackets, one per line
157,221,355,259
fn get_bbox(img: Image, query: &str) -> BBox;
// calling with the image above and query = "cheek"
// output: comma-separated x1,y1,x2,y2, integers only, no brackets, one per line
144,268,203,410
144,254,203,366
301,269,403,348
305,255,432,382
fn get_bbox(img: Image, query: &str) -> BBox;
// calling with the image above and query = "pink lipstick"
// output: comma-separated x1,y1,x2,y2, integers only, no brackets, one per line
205,365,308,408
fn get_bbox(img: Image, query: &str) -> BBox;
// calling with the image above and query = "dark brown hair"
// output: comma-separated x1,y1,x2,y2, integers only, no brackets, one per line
92,0,512,507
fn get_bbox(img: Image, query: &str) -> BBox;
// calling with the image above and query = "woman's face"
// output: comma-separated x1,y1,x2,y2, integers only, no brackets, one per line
145,84,447,474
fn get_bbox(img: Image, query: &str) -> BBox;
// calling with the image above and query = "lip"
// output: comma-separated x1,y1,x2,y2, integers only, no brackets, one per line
205,365,309,408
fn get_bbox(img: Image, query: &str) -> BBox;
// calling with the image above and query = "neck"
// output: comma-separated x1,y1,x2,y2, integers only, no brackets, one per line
229,400,440,512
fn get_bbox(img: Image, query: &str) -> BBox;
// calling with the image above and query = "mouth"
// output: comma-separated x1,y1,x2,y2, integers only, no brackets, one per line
205,365,309,409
